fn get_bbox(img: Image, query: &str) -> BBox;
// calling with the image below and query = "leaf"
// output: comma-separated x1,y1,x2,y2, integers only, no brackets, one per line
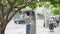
51,7,60,15
14,0,23,6
29,3,37,9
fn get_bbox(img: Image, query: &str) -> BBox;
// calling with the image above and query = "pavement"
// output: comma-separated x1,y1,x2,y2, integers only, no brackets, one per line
5,19,60,34
36,19,60,34
36,26,60,34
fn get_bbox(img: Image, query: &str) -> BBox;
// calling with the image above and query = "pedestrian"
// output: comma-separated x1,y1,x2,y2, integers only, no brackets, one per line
54,19,57,27
56,20,59,27
49,17,56,32
55,17,59,27
49,22,54,32
23,11,31,34
43,22,45,27
51,18,57,27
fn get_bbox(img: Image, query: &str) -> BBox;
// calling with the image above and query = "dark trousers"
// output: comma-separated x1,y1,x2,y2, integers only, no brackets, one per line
57,21,59,27
49,23,54,30
26,24,30,34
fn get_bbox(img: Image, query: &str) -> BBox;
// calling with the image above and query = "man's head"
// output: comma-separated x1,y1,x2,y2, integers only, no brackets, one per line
24,11,30,16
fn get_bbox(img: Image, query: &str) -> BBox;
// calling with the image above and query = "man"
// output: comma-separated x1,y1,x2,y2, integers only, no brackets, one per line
23,11,31,34
49,17,56,32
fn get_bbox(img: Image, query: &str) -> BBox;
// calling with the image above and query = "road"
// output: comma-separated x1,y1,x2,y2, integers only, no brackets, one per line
5,19,26,34
5,18,60,34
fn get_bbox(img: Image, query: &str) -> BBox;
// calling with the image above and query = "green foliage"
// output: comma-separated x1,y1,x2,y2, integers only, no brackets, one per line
49,0,60,6
2,0,7,4
2,0,5,3
14,0,23,7
0,0,24,7
29,3,37,9
38,11,44,16
0,0,7,8
44,2,50,8
0,0,37,9
51,7,60,15
0,4,2,8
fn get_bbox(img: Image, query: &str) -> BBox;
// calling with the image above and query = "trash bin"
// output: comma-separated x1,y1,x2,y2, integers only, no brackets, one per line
26,24,31,34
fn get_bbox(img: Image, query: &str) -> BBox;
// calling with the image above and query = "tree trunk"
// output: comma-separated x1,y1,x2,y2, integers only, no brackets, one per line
1,29,5,34
0,26,5,34
0,22,7,34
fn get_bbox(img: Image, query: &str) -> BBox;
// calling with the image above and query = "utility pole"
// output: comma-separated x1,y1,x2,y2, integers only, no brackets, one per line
44,2,51,27
45,8,50,27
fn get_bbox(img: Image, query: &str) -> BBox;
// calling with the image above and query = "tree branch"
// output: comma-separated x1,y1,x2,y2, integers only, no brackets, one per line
1,3,8,18
7,0,16,5
0,16,1,23
0,16,4,26
22,0,28,4
6,5,13,21
0,2,3,6
8,4,27,22
13,0,28,8
8,0,36,23
14,0,36,8
6,0,26,20
6,0,17,21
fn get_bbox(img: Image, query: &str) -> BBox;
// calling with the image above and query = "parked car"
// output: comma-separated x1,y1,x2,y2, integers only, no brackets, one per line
14,19,25,24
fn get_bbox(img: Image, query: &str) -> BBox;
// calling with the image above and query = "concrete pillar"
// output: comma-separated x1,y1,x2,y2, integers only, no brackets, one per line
30,12,36,34
30,20,36,34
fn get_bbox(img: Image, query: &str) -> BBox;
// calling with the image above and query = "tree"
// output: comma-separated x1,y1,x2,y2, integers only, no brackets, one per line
48,0,60,7
0,0,36,34
51,7,60,15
